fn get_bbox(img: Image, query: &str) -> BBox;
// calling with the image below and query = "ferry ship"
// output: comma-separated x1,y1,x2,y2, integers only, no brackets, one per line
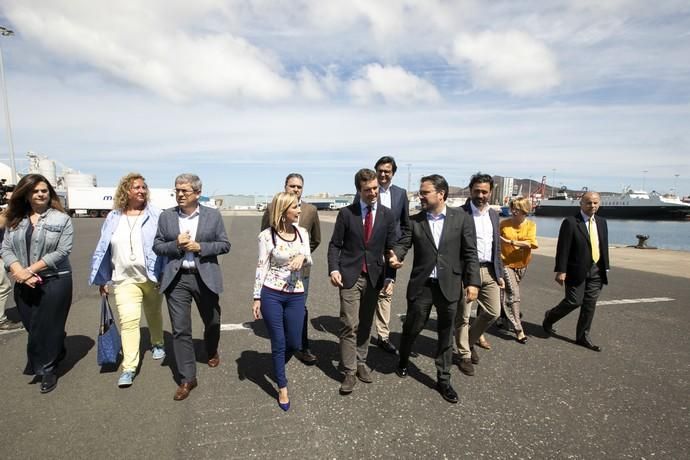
534,189,690,220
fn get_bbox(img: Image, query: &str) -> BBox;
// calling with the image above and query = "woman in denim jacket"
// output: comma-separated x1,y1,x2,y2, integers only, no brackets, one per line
1,174,73,394
89,173,166,388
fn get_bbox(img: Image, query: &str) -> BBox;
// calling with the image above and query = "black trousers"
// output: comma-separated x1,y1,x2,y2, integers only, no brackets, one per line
165,272,221,384
15,275,72,376
547,264,603,341
398,280,457,384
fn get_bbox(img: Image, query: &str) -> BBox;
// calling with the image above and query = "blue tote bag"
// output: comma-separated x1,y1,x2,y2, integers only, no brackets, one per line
97,295,121,366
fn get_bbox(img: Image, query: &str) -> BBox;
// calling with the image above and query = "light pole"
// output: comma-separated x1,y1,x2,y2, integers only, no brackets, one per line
551,168,556,197
0,26,16,185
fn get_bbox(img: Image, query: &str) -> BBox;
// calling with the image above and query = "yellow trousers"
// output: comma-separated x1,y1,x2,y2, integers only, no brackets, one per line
113,280,164,372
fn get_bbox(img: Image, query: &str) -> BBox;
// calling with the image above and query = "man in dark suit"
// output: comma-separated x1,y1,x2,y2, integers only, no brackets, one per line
154,173,231,400
261,173,321,365
456,173,505,377
328,168,398,395
543,191,609,351
354,156,410,354
389,174,480,404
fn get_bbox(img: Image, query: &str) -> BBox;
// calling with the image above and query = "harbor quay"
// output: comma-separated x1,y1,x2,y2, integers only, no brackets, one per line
1,214,689,459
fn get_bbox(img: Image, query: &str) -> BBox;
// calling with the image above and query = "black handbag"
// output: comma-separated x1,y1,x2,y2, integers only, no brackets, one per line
97,295,121,366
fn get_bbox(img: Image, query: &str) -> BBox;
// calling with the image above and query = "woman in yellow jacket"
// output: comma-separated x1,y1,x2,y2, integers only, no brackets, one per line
499,197,538,343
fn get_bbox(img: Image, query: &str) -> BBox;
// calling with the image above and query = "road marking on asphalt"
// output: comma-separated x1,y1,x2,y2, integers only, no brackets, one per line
597,297,675,305
220,322,253,331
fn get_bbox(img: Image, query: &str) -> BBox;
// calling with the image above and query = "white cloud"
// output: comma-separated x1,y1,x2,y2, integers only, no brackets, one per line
348,64,441,105
450,30,560,95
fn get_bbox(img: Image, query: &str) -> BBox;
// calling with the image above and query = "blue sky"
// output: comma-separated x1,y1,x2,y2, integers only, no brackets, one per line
0,0,689,197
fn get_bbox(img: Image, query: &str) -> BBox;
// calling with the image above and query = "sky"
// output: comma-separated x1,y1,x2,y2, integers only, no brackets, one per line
0,0,689,197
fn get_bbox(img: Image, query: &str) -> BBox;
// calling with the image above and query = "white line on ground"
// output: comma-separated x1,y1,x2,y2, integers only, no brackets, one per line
220,322,253,331
597,297,675,305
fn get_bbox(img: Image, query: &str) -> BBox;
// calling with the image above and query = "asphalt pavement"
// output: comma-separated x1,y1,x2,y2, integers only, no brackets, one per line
1,214,688,459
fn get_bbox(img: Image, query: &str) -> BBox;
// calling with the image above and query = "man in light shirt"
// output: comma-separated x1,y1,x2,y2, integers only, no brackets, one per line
154,173,231,401
456,173,505,377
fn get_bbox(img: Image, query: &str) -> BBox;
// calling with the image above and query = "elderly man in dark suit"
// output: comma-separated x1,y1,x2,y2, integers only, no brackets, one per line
543,191,609,351
261,173,321,365
389,174,480,403
328,168,398,395
456,173,505,377
154,173,231,401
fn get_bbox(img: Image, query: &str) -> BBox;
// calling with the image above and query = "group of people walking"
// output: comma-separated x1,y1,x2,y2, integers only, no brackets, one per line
2,157,609,410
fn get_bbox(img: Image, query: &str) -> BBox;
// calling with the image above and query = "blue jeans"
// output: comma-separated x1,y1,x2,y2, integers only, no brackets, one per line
260,287,305,388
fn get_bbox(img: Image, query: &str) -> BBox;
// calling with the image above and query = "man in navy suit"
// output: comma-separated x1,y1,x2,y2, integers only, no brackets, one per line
456,173,504,377
543,191,609,351
328,169,398,395
354,156,410,354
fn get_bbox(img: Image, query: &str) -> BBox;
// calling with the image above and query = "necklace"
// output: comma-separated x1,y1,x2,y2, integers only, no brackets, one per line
126,209,143,261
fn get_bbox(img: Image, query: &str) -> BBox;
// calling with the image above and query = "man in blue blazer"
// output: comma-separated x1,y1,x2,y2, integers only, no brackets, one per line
543,192,609,351
354,156,410,354
456,173,504,377
328,169,398,395
154,173,231,401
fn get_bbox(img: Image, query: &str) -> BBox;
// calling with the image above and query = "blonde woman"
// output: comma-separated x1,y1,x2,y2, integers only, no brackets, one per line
89,173,165,387
499,197,538,343
252,192,312,411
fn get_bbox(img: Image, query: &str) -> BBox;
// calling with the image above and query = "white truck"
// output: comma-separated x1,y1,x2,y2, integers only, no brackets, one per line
65,187,178,217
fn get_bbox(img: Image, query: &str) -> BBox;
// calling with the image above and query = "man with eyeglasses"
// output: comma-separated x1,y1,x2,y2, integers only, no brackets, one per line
154,173,231,401
261,173,321,365
389,174,479,403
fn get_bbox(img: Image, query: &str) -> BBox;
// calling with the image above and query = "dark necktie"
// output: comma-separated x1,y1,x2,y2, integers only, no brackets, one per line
362,206,373,273
364,206,373,245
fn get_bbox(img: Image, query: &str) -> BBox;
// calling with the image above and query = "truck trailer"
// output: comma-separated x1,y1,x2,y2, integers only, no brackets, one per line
64,187,178,217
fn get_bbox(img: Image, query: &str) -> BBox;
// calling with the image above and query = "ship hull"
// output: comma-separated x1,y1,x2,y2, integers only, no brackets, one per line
535,205,690,220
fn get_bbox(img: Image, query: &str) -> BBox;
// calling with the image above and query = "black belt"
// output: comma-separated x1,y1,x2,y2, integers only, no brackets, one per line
479,262,492,268
425,278,439,285
180,267,198,274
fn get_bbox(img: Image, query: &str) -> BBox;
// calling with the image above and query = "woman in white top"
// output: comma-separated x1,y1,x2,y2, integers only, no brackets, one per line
89,173,165,388
252,192,312,411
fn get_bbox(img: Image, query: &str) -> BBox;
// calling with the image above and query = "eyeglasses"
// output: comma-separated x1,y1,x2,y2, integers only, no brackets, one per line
175,188,196,196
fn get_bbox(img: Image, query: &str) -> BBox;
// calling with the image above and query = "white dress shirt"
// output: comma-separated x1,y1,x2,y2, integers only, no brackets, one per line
427,206,447,279
178,206,200,268
470,202,493,263
379,184,392,209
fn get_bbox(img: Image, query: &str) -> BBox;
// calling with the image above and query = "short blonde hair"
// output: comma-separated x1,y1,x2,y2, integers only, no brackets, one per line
510,196,531,214
269,192,298,231
114,173,148,211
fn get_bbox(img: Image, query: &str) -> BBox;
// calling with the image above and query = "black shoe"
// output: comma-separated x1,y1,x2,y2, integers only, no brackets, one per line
395,366,408,378
40,374,58,394
542,312,556,337
295,349,318,365
458,358,475,376
0,319,23,331
378,337,397,354
576,339,602,352
470,347,480,365
436,382,458,404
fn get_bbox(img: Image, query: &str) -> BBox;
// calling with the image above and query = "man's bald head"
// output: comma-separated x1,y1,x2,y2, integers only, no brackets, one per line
580,191,601,217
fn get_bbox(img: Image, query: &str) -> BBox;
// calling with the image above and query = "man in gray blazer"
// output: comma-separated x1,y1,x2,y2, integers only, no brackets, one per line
390,174,480,403
261,173,321,364
154,173,231,401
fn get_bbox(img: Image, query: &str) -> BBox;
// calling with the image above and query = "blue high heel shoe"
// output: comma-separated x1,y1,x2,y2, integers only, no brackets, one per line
278,399,290,411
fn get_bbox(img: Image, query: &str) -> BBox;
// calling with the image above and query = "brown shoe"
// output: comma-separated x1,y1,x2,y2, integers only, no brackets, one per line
356,364,373,383
339,374,357,394
477,335,492,350
458,358,475,376
173,379,198,401
207,352,220,368
470,346,480,365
